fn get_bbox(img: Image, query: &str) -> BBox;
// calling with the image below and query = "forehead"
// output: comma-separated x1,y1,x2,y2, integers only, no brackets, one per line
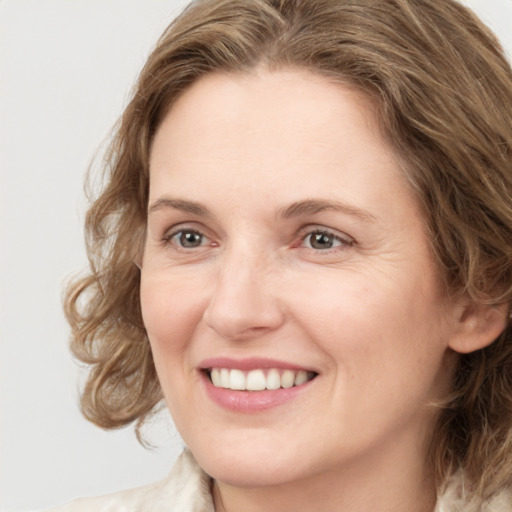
149,68,401,190
146,68,424,238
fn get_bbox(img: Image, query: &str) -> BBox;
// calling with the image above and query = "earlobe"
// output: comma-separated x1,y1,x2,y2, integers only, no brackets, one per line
448,301,509,354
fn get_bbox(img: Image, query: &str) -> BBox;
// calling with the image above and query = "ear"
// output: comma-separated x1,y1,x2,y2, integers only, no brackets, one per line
448,300,509,354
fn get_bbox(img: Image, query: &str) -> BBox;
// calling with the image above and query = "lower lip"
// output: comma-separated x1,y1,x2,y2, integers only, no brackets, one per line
200,371,314,412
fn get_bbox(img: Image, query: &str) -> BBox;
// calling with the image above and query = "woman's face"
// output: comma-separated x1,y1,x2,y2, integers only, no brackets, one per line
141,69,460,488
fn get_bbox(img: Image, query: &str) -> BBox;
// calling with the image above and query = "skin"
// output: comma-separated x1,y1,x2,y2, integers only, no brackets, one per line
140,69,470,512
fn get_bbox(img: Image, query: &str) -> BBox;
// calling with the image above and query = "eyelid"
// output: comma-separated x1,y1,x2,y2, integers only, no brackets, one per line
161,223,214,249
156,222,353,253
163,226,202,240
161,220,208,239
168,229,207,246
299,225,354,243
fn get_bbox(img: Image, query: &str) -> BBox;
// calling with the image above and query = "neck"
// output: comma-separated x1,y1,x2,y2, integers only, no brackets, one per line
212,432,437,512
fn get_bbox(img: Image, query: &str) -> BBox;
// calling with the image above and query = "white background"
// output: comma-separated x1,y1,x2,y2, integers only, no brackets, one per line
1,1,511,510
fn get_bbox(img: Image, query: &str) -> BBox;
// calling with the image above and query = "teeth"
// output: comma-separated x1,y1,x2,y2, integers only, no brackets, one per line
246,369,266,391
281,370,295,388
220,368,230,388
208,368,315,391
211,368,221,387
230,369,246,390
266,369,281,390
294,370,308,386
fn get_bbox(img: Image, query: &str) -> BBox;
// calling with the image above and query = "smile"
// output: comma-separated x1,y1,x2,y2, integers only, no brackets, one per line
208,368,317,391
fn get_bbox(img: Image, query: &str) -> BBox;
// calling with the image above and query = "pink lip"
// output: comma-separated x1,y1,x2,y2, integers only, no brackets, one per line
199,357,314,372
198,358,317,413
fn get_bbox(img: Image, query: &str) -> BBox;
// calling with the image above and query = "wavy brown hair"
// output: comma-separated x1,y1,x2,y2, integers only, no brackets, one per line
65,0,512,501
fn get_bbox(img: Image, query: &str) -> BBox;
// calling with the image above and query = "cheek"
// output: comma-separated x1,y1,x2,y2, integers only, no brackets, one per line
140,273,207,366
140,273,211,425
290,269,450,388
286,269,399,345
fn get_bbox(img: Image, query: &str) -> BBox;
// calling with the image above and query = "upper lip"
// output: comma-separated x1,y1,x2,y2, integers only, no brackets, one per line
199,357,317,373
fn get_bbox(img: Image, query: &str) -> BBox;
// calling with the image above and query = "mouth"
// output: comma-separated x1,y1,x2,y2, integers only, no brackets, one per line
199,358,319,411
204,368,318,391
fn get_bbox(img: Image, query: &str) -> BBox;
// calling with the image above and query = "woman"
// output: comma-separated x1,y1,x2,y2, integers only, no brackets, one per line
54,0,512,510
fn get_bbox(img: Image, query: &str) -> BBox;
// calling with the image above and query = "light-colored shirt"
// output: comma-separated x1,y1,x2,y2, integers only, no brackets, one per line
47,450,214,512
46,449,512,512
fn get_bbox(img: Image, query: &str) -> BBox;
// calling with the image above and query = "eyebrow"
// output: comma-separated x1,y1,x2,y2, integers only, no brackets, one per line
277,199,377,222
148,198,211,217
147,197,376,223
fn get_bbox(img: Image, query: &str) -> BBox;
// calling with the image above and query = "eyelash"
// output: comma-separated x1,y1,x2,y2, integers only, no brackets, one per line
161,226,354,254
162,228,213,250
299,229,354,252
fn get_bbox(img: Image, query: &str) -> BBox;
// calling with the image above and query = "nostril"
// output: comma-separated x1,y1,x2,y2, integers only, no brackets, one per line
203,294,285,341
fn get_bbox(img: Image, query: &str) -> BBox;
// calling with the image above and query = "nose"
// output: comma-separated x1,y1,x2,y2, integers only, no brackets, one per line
203,247,286,341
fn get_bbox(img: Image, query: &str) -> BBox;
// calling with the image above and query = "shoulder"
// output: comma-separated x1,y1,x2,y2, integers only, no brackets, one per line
46,450,214,512
435,472,512,512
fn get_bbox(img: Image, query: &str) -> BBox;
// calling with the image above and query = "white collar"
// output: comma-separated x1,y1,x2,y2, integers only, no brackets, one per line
49,449,512,512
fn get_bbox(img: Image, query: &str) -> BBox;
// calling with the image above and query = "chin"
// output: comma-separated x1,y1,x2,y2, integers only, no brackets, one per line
197,451,305,488
185,432,313,488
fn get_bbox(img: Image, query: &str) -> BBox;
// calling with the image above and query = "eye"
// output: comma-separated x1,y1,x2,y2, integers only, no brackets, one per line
302,230,351,251
165,229,208,248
